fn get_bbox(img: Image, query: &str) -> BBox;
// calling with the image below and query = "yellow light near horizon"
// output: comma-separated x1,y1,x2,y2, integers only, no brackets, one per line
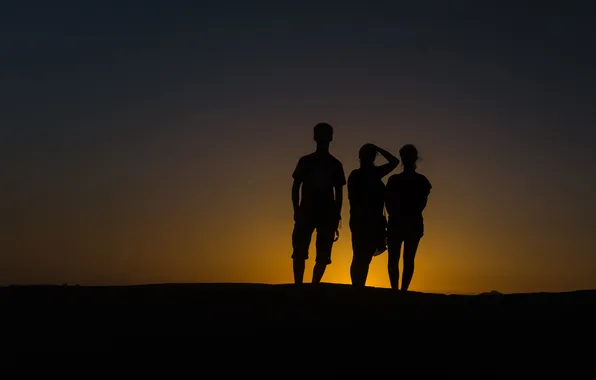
178,199,583,295
320,239,441,293
234,227,444,293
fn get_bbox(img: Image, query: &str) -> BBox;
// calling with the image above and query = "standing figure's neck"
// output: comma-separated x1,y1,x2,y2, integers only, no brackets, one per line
403,164,416,173
315,143,330,154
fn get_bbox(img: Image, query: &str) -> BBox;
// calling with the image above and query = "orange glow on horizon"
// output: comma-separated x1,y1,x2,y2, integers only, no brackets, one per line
4,120,595,295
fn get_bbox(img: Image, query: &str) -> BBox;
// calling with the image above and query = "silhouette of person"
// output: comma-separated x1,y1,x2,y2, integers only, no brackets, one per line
385,144,432,292
348,144,399,288
291,123,346,285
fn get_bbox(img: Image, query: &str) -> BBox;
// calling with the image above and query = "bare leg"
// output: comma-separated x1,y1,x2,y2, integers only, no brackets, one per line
350,258,360,287
313,225,334,284
350,257,367,288
361,258,372,286
350,234,371,288
291,219,313,285
293,259,305,285
312,262,326,284
401,238,420,292
387,239,402,291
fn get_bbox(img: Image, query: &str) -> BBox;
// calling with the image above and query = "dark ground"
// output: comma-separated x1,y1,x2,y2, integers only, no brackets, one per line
2,283,594,372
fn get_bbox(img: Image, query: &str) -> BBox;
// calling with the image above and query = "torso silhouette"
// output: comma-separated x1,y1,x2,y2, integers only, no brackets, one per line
293,151,345,216
386,170,432,232
348,166,385,224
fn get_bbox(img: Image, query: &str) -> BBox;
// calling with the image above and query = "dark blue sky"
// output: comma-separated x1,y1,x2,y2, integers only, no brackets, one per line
2,1,595,292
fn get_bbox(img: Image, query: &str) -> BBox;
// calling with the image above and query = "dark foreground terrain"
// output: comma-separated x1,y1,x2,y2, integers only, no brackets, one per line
2,283,595,371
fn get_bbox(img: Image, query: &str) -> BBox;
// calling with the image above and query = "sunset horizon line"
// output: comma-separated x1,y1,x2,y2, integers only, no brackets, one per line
3,281,595,297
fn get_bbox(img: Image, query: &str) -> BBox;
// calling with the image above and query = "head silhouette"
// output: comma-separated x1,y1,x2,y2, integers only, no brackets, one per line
313,123,333,144
359,143,377,167
399,144,419,170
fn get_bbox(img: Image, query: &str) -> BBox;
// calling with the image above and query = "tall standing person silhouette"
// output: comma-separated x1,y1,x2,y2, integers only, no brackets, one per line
347,143,399,288
385,144,432,292
291,123,346,285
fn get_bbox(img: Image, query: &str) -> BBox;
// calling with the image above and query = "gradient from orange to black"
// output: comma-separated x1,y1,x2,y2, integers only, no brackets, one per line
2,1,596,294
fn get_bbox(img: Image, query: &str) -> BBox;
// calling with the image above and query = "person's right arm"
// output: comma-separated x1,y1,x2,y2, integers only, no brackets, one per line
292,158,304,220
292,179,301,217
333,161,347,223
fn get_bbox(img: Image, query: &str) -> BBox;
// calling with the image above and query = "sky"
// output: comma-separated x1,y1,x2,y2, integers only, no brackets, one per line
1,1,596,294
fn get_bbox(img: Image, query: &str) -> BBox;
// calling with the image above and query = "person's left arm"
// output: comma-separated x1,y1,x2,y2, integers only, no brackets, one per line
420,177,432,212
334,161,347,221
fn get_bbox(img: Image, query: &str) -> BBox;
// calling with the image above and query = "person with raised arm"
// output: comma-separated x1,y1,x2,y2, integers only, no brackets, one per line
347,143,399,288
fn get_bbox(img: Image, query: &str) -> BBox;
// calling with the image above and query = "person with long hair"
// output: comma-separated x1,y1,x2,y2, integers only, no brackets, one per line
347,144,399,288
385,144,432,292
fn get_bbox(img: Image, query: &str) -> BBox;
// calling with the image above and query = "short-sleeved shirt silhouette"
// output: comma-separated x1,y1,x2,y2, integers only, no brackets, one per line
348,166,385,224
386,171,432,237
293,152,346,218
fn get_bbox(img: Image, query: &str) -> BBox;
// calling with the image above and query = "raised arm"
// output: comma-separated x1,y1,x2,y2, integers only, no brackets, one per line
374,145,400,178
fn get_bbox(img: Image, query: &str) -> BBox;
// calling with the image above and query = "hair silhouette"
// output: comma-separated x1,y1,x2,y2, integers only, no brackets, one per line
358,143,377,167
313,122,333,143
399,144,418,170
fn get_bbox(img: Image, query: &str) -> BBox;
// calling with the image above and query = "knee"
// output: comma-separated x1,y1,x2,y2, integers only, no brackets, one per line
293,237,310,257
292,251,308,261
292,241,309,260
352,256,366,268
388,258,398,269
403,258,415,270
314,259,330,266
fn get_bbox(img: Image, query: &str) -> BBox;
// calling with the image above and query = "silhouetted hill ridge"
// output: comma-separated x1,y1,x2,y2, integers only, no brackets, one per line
2,282,594,363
